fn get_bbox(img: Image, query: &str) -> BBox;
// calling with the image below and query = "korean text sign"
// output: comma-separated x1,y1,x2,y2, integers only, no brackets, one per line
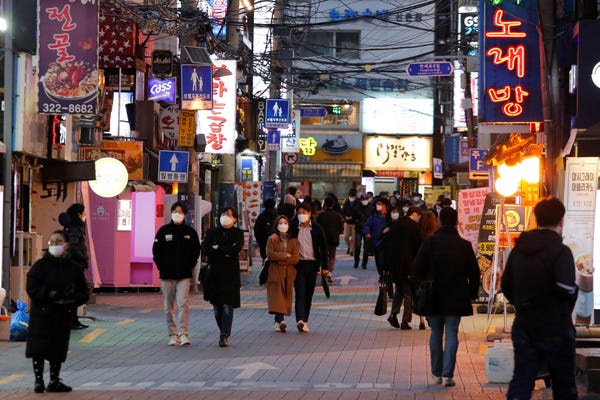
38,0,99,115
480,0,542,122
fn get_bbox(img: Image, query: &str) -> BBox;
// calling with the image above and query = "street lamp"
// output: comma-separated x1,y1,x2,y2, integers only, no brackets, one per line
494,155,541,197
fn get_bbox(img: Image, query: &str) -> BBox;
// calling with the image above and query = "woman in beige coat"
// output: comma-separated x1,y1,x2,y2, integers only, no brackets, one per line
266,215,300,332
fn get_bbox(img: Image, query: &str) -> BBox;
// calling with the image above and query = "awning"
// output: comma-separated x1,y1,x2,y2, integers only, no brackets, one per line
41,160,96,183
287,162,362,182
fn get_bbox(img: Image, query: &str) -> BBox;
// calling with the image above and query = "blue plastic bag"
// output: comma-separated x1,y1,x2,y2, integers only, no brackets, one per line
9,299,29,342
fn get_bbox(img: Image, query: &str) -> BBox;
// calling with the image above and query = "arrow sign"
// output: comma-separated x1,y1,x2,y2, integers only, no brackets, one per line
169,153,179,171
230,362,278,379
406,61,454,77
334,275,358,285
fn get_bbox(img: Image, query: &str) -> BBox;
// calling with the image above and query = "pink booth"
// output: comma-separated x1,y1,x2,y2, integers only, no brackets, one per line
88,186,165,288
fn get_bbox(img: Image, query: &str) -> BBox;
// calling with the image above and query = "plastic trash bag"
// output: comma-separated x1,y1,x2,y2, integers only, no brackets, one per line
9,299,29,342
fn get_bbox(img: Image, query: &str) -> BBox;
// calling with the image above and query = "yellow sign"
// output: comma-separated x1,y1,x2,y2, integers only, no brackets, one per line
299,137,317,156
178,110,196,147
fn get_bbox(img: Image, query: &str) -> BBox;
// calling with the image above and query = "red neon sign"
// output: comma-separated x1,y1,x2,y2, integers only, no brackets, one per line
484,8,528,118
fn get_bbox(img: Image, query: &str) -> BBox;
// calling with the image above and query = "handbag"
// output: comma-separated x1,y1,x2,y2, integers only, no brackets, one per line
374,280,387,316
199,264,213,301
412,279,434,316
259,259,270,285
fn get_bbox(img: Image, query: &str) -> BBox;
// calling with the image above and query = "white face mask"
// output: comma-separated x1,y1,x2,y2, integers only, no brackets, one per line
277,223,289,233
402,206,409,214
171,213,184,224
297,214,309,224
348,197,356,202
391,212,400,221
376,205,383,211
361,200,369,206
220,215,234,227
48,245,65,257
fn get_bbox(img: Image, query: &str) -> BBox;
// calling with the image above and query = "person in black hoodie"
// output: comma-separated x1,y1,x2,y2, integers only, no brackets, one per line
201,206,245,347
317,196,344,282
253,198,278,262
152,201,201,346
58,203,89,330
501,197,578,400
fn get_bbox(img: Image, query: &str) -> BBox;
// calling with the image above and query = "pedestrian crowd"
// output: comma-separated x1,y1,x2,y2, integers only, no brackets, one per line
23,192,579,400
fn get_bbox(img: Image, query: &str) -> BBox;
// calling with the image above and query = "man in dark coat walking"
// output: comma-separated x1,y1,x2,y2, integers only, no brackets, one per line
501,197,578,400
317,196,344,282
414,207,479,387
253,198,278,261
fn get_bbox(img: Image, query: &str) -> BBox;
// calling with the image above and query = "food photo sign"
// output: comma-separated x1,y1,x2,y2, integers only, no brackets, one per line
38,0,99,115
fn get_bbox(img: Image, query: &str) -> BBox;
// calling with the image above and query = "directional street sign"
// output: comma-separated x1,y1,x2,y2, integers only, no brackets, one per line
406,61,454,77
158,150,189,183
300,107,327,118
469,148,489,180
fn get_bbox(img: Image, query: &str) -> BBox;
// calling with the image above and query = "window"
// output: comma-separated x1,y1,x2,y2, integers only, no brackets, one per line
295,31,360,59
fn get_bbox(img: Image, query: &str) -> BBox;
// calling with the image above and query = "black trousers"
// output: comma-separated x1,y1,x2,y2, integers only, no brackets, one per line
354,230,370,267
294,260,318,323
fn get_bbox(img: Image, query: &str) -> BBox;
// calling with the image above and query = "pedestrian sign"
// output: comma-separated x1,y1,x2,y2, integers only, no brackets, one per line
158,150,189,183
265,99,290,128
180,64,212,110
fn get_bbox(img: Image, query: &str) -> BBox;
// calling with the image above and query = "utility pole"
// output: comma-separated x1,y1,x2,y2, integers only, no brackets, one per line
2,0,14,306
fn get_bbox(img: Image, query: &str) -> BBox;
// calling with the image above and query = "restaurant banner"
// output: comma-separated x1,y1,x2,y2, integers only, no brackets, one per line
38,0,99,115
363,136,431,171
563,157,598,325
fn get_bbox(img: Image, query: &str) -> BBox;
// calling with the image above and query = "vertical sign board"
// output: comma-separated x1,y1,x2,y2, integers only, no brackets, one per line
180,64,213,110
480,0,543,122
198,60,237,154
38,0,99,114
563,157,598,325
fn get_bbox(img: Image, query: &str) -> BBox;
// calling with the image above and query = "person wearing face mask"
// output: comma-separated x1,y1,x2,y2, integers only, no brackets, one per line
153,202,201,346
266,215,300,332
362,197,390,274
399,199,412,216
290,202,329,333
316,196,344,283
201,207,245,347
26,230,89,393
384,206,422,329
351,194,374,269
58,203,90,330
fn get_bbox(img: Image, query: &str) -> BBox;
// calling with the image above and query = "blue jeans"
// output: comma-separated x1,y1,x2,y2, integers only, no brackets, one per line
213,304,234,337
428,314,461,378
507,317,577,400
294,260,317,323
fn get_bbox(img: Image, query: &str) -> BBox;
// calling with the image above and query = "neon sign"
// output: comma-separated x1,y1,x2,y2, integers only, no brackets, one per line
480,0,542,122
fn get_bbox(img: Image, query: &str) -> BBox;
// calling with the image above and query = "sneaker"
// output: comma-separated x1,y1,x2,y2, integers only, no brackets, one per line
279,321,287,333
219,334,229,347
179,334,191,346
168,335,180,346
432,375,442,385
34,379,45,393
387,314,400,328
444,377,456,387
296,321,310,333
46,379,72,392
400,322,412,330
275,322,281,331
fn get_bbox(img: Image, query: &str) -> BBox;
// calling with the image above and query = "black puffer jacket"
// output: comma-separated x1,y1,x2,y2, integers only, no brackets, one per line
501,229,577,325
152,222,201,280
414,226,480,316
58,212,89,270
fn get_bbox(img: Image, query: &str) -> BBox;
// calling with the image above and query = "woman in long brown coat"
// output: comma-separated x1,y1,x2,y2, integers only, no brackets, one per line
266,215,300,332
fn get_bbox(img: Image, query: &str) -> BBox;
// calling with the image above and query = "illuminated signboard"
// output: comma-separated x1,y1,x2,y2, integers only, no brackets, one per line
480,0,542,122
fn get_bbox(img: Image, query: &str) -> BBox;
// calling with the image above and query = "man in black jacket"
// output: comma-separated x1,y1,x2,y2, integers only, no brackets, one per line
342,188,357,256
291,202,329,333
253,198,277,261
153,202,201,346
317,196,344,282
501,197,578,400
352,194,374,269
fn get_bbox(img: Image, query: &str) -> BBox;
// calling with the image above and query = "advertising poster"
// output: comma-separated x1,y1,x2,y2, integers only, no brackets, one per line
476,191,502,302
457,187,489,252
38,0,99,114
563,157,598,325
80,140,143,180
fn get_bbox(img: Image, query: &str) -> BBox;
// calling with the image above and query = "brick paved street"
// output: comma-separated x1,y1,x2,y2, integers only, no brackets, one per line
0,249,591,399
